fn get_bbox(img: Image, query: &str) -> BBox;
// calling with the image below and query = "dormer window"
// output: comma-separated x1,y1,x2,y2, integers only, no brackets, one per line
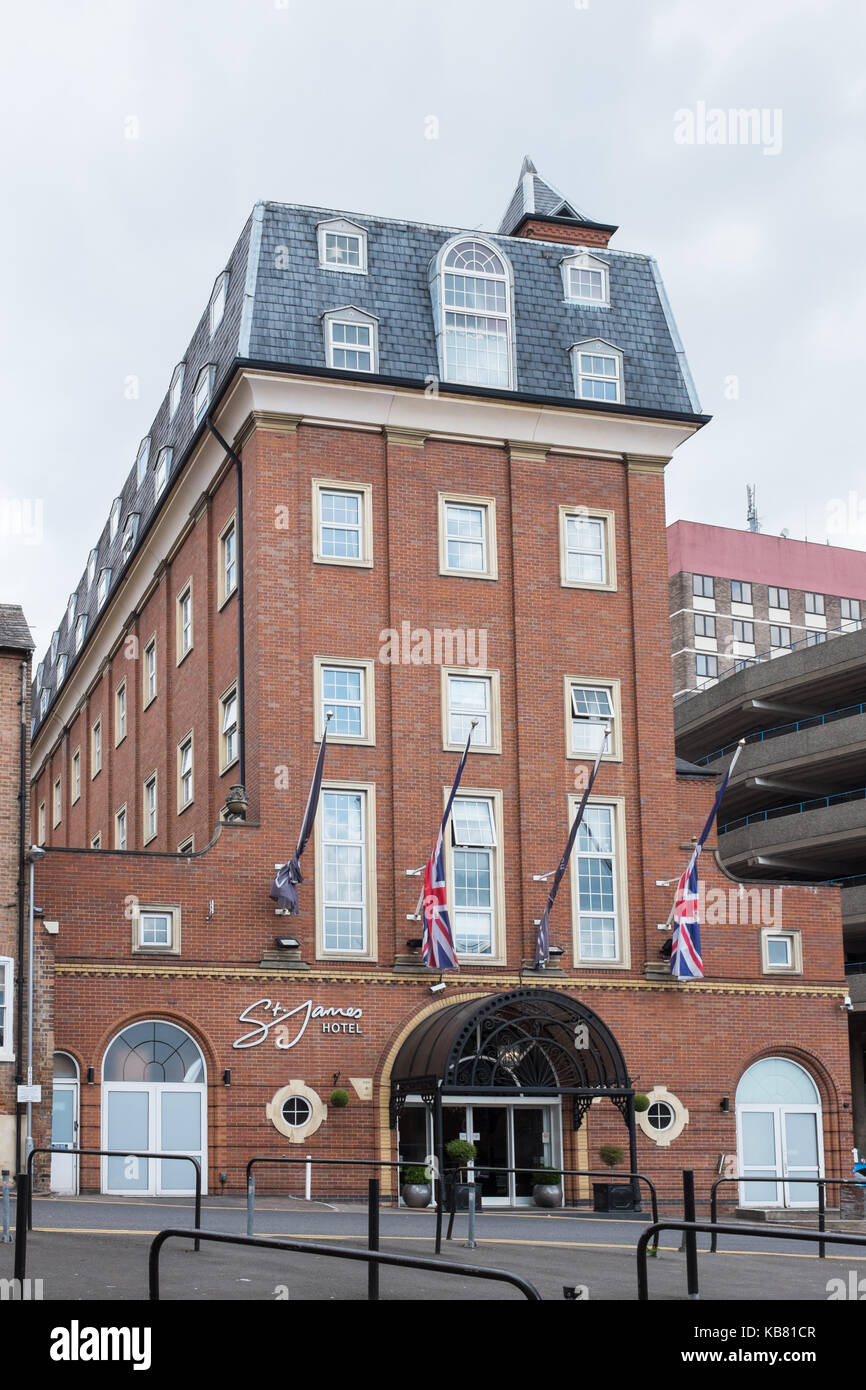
209,272,228,336
67,593,77,628
120,513,140,563
74,615,87,652
570,340,623,404
110,498,122,541
50,631,59,664
170,363,185,419
36,662,43,693
56,653,67,685
561,250,610,306
40,689,49,718
317,218,368,273
97,568,111,610
87,549,97,588
430,237,514,390
322,307,378,373
155,447,172,499
193,365,215,426
136,436,151,487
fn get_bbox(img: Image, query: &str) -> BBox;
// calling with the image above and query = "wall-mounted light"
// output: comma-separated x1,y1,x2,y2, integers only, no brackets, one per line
719,1097,730,1112
87,1067,95,1085
275,936,300,950
548,945,565,959
223,1068,231,1086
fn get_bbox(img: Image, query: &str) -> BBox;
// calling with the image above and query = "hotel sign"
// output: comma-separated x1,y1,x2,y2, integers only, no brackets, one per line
232,997,363,1050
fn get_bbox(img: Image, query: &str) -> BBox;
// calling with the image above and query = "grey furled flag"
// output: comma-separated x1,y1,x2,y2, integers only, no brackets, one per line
270,714,331,914
533,726,609,969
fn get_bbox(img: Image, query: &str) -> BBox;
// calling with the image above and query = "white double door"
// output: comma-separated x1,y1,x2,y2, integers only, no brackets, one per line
102,1082,206,1195
737,1104,823,1207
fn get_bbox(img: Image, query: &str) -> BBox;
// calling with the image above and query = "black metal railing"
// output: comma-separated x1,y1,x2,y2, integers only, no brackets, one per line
148,1225,543,1301
636,1219,866,1300
709,1174,866,1256
449,1162,658,1228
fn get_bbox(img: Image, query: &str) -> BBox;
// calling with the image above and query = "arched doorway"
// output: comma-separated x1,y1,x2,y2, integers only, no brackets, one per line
736,1057,823,1208
101,1020,207,1195
51,1052,79,1195
390,989,634,1206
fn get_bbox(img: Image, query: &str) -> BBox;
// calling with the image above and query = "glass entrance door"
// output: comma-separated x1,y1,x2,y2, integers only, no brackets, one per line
473,1107,510,1200
399,1100,560,1205
513,1107,549,1200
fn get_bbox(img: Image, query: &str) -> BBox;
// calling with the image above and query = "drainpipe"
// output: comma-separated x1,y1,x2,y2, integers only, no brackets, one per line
204,417,246,795
14,662,27,1169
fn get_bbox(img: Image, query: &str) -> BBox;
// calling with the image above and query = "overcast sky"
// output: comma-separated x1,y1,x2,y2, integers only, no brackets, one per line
2,0,864,661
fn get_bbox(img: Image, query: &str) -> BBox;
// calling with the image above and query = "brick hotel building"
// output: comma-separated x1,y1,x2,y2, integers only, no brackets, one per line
22,160,854,1206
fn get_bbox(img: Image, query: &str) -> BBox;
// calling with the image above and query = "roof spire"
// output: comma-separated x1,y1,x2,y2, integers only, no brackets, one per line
498,158,617,246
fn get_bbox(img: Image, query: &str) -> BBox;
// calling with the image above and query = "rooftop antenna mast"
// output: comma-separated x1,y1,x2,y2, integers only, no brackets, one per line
746,484,761,534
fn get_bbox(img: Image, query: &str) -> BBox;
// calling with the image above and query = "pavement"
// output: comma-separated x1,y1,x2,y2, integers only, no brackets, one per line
3,1194,866,1301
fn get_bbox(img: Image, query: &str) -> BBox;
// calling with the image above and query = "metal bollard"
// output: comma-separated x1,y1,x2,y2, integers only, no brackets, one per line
367,1178,380,1301
14,1172,29,1283
305,1155,312,1202
1,1170,10,1242
246,1173,255,1236
464,1161,477,1250
682,1169,700,1300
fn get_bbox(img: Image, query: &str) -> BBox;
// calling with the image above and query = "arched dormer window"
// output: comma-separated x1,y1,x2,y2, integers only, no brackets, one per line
561,250,610,307
430,237,515,390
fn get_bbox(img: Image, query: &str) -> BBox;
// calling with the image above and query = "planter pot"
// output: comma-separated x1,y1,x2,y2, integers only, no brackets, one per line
533,1183,563,1208
402,1183,432,1209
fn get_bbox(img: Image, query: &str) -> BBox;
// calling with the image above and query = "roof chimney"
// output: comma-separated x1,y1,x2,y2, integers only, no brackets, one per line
498,156,617,248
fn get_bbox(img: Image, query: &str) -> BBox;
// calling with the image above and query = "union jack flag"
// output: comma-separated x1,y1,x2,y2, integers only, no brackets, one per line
421,728,474,971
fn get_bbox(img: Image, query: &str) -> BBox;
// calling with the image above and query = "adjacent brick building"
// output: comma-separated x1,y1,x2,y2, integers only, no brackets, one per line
24,163,854,1209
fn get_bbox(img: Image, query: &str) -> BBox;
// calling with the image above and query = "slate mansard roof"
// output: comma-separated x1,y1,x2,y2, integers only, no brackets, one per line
32,185,704,737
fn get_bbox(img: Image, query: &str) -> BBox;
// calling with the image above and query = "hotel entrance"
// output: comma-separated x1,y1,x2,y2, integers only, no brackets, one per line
398,1097,561,1204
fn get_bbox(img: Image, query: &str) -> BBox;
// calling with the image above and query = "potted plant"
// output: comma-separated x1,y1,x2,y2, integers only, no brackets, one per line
401,1164,433,1208
593,1144,627,1213
445,1138,477,1170
444,1138,478,1211
532,1167,563,1208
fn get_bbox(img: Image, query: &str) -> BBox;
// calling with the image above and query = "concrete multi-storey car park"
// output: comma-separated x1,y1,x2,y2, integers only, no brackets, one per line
20,161,854,1210
674,625,866,1157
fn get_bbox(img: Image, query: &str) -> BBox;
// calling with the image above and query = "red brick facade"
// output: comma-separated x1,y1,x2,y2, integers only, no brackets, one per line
514,219,615,247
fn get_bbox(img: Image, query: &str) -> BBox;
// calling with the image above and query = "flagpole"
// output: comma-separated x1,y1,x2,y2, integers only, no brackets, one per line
420,719,478,971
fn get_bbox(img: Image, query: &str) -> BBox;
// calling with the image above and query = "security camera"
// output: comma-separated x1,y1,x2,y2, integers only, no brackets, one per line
429,981,446,994
841,996,854,1012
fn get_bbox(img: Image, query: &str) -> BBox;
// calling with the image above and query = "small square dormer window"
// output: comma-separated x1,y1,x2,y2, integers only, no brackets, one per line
571,340,623,404
67,593,76,628
109,498,121,540
136,436,151,488
50,631,59,664
322,308,378,373
561,251,610,307
87,549,97,588
97,568,111,610
56,653,67,686
74,614,87,652
169,362,185,419
120,513,140,563
155,446,172,499
209,272,228,336
193,365,215,425
317,218,368,273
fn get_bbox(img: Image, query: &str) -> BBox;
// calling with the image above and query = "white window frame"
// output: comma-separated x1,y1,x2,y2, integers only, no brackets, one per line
313,657,376,746
570,339,624,404
441,667,501,754
761,928,802,976
38,801,46,845
561,250,610,307
87,549,97,589
312,479,373,568
56,654,67,686
0,956,13,1059
114,681,127,746
155,447,172,499
136,436,151,488
569,795,629,968
322,307,379,374
114,804,127,852
71,747,81,804
177,836,195,855
438,493,498,580
177,733,194,812
109,498,121,540
559,506,616,592
315,782,378,961
444,788,506,964
218,513,238,607
209,271,228,337
39,689,49,719
564,677,621,762
169,362,185,420
53,776,62,827
97,568,111,610
90,832,101,849
143,636,157,708
176,580,193,663
143,772,158,845
74,614,87,653
316,218,368,273
193,365,215,426
431,235,515,391
120,513,139,563
91,719,102,777
219,683,240,773
50,631,59,664
67,593,77,628
132,904,181,955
